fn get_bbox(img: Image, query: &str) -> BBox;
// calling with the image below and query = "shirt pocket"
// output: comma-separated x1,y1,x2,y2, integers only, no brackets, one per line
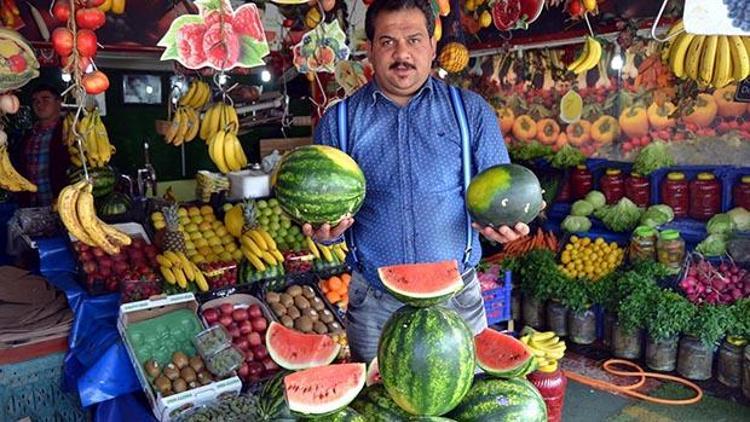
351,128,400,191
411,126,464,193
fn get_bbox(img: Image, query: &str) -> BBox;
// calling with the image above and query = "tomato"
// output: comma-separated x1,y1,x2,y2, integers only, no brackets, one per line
76,29,98,57
76,8,106,30
7,54,26,73
82,71,109,95
51,27,74,57
567,0,584,17
52,0,71,24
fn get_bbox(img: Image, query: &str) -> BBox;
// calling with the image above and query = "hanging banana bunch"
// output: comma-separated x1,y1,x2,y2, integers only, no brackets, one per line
66,109,114,168
202,101,245,173
163,79,211,146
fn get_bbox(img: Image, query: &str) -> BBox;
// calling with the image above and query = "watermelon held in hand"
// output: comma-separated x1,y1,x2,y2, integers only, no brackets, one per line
466,164,543,229
475,328,537,378
378,260,464,307
266,321,340,370
447,378,547,422
283,363,366,416
378,306,475,416
272,145,366,226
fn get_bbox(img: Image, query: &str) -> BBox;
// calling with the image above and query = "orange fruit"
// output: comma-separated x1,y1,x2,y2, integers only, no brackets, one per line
320,282,330,293
326,291,341,304
341,273,351,284
328,276,343,292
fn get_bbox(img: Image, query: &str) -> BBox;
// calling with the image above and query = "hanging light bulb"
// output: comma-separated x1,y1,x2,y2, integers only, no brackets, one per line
261,69,271,83
437,68,448,79
611,45,623,71
61,72,71,82
218,73,228,86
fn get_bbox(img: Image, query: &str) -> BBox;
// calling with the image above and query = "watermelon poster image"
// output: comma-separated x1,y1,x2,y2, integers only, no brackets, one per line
158,0,269,70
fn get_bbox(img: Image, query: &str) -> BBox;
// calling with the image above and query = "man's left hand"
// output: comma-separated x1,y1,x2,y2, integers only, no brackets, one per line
473,222,530,244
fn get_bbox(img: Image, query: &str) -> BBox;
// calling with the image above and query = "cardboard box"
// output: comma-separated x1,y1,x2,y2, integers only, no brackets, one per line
118,293,242,421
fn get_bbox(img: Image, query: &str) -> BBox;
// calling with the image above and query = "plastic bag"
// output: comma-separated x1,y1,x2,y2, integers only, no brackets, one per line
262,150,283,173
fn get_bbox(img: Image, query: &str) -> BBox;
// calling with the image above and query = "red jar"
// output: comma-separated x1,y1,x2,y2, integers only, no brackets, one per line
661,172,689,219
600,168,625,204
570,165,593,200
733,175,750,210
689,172,721,221
527,369,568,422
625,172,651,207
556,173,572,202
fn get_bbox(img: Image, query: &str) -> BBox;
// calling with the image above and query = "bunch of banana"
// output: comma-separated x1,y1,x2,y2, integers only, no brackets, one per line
207,129,247,174
567,36,602,75
74,110,115,168
520,327,567,373
0,143,36,192
665,20,750,88
98,0,126,14
306,237,348,263
195,170,230,202
157,250,209,292
240,227,285,272
57,180,132,255
179,80,212,110
164,106,200,146
200,102,239,142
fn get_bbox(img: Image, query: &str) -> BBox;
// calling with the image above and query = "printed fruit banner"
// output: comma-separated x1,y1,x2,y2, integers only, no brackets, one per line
292,21,350,74
158,0,269,70
0,28,38,92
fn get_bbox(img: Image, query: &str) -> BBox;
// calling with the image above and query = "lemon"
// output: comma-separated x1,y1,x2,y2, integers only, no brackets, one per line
560,90,583,123
479,10,492,28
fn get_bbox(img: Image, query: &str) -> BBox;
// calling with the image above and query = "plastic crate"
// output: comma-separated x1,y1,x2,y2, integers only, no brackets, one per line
0,352,87,422
482,270,512,325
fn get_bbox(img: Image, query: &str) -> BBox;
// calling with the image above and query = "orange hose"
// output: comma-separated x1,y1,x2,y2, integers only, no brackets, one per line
562,359,703,405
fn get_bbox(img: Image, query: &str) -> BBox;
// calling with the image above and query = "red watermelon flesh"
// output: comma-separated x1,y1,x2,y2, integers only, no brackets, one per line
366,357,381,387
266,321,341,370
284,363,366,416
378,260,463,307
475,328,536,378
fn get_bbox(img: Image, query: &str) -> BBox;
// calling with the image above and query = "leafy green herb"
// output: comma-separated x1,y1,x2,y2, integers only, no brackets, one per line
646,290,695,341
508,140,554,162
688,305,732,348
596,197,644,232
515,249,569,302
550,145,585,169
729,299,750,338
618,282,660,335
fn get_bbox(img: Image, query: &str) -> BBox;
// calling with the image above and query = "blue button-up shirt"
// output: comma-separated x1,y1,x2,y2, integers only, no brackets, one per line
314,77,509,290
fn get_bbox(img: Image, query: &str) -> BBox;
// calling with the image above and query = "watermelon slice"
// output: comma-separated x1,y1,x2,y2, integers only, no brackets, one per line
284,363,366,416
365,357,380,387
475,328,536,378
267,321,341,370
378,260,464,307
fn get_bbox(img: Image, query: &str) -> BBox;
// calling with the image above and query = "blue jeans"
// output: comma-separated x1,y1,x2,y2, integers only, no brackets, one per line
345,268,487,363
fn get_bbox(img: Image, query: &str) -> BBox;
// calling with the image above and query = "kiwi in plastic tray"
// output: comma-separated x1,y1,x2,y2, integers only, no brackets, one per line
263,281,346,336
125,309,203,368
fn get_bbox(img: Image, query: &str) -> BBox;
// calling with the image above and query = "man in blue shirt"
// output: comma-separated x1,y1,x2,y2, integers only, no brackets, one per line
305,0,533,362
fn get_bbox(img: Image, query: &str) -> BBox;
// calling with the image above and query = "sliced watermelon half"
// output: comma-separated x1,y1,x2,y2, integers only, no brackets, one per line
365,356,381,387
266,321,341,370
378,260,464,307
475,328,536,379
284,363,366,416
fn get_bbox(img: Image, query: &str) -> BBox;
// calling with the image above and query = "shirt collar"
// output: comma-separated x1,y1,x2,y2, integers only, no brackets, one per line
370,76,435,105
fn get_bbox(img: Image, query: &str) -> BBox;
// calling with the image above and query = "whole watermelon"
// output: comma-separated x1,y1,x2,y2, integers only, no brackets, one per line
466,164,543,228
272,145,366,225
378,306,475,416
67,165,116,198
98,191,131,217
350,385,412,422
447,378,547,422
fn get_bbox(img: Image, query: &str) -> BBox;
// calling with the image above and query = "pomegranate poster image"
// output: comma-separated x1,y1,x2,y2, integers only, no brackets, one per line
158,0,269,70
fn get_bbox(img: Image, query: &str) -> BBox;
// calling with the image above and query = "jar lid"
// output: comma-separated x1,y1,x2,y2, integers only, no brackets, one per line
697,172,715,181
741,175,750,184
660,229,681,240
630,172,642,178
606,168,622,176
667,172,685,181
634,226,657,237
576,164,587,170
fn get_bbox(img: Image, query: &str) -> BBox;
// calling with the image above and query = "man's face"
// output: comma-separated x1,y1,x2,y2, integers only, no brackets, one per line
368,7,436,103
32,91,61,122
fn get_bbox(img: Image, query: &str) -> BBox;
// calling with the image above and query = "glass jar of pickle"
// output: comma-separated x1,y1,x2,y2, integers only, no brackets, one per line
656,230,686,273
629,226,658,263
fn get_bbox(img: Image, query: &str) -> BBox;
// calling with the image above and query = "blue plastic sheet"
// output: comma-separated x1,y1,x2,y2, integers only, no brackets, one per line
94,392,156,422
36,237,140,407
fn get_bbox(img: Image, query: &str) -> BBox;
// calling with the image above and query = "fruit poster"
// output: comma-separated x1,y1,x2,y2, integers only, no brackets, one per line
684,0,750,36
292,21,350,74
0,28,39,92
158,0,269,70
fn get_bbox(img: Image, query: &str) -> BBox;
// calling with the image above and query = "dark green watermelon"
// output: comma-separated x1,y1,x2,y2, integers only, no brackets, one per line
272,145,366,225
378,306,475,416
304,407,366,421
350,385,412,422
447,378,547,422
98,191,131,216
67,165,116,198
257,370,294,421
466,164,543,228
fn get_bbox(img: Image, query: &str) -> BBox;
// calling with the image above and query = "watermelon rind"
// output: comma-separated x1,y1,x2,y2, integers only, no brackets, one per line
302,407,366,421
378,261,464,308
475,328,536,379
350,385,412,422
365,357,381,387
447,378,547,422
266,322,341,370
378,306,475,416
284,363,366,416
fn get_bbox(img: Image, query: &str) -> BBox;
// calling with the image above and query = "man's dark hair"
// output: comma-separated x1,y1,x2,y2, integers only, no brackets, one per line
31,83,61,100
365,0,434,42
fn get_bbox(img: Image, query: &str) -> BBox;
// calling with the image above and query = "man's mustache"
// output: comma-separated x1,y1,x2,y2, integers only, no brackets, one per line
390,62,415,70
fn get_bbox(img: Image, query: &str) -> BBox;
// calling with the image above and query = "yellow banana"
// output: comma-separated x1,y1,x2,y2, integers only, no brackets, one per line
172,266,188,289
319,244,333,262
712,36,733,88
698,35,719,87
184,108,200,142
668,32,695,79
156,255,173,268
98,0,112,12
223,132,243,172
100,222,132,246
241,234,264,257
243,248,267,272
574,37,601,74
180,82,197,107
538,361,559,373
567,39,590,73
339,241,349,253
271,249,285,263
247,229,268,251
76,183,119,254
177,252,195,280
332,243,347,262
111,0,125,15
743,37,750,60
306,237,320,259
57,182,96,246
209,130,229,173
530,331,556,342
199,103,214,141
729,35,750,82
198,82,212,108
174,108,191,146
260,251,277,266
0,146,36,191
662,20,685,62
256,228,276,251
194,269,209,292
160,266,176,284
685,35,706,82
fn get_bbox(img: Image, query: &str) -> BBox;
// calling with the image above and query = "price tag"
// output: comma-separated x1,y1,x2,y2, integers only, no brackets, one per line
684,0,750,35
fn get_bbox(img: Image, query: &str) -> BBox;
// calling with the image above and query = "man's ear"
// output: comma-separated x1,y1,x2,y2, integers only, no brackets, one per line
430,36,437,61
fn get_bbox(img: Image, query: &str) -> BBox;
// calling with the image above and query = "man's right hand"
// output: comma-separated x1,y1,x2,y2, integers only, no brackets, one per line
302,218,355,243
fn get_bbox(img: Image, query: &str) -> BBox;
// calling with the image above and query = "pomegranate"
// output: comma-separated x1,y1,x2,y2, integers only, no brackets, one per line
82,71,109,95
492,0,522,30
52,27,74,57
76,8,106,30
76,29,98,58
202,23,240,69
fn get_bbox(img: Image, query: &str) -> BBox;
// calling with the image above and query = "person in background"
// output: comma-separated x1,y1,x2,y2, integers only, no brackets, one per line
11,83,69,208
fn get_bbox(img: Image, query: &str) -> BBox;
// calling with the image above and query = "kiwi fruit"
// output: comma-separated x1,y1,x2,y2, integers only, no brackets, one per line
172,351,189,369
302,308,319,321
189,356,205,373
320,309,335,323
188,381,199,390
294,296,310,310
266,292,280,304
172,378,188,393
328,321,343,333
281,315,294,328
313,321,328,334
286,306,301,320
271,303,287,317
180,367,197,383
280,293,294,308
154,375,171,395
144,359,160,378
197,371,212,385
301,285,316,299
287,285,303,297
294,315,314,333
310,296,325,311
163,363,180,380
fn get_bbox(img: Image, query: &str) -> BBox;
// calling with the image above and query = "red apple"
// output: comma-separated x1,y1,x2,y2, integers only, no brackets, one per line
252,344,268,360
203,308,219,324
262,357,279,372
51,27,74,57
82,262,97,274
227,324,240,338
113,261,129,274
251,317,267,333
247,362,265,379
244,349,254,362
235,338,250,351
232,308,248,322
219,315,233,327
248,331,261,347
79,251,93,262
239,320,253,335
220,303,234,315
98,256,113,268
99,266,111,278
248,304,263,319
238,362,249,379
